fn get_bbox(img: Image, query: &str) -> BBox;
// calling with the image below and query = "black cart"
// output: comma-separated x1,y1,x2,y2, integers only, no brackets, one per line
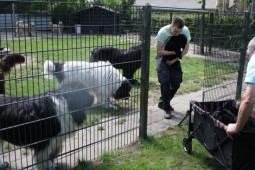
183,100,255,170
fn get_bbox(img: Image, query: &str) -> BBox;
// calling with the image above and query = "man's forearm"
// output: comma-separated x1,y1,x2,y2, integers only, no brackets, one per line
236,83,255,131
166,58,179,65
236,98,254,131
182,43,189,57
157,49,176,56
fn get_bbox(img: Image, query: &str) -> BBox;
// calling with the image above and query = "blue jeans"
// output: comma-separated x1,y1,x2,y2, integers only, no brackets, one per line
156,56,182,111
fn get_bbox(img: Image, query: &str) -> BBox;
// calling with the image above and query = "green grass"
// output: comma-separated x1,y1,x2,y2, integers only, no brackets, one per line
97,126,105,131
116,118,126,125
4,36,236,97
75,125,225,170
4,36,137,63
4,35,139,96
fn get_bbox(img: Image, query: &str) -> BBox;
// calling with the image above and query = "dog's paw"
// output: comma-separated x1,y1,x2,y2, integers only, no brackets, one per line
0,158,9,169
47,161,58,170
103,103,118,110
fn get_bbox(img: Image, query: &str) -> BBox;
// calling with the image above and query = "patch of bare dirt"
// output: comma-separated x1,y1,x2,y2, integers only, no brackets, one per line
166,128,178,136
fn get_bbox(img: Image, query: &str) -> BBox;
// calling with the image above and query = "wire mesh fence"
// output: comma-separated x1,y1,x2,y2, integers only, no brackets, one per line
0,1,146,169
203,12,250,102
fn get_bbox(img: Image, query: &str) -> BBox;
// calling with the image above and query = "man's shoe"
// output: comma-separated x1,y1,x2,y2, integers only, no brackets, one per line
158,102,164,110
164,111,172,119
158,102,175,111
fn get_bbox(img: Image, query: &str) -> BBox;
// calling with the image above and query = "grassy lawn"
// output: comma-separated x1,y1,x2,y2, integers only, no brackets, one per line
3,36,235,98
75,125,225,170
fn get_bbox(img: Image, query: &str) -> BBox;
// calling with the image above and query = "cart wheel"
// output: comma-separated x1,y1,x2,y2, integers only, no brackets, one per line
183,138,192,154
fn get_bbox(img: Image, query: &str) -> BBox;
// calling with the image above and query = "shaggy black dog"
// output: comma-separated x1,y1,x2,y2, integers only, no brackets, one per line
0,54,25,94
212,106,255,131
90,44,142,84
0,48,11,58
0,82,94,169
212,108,237,125
163,34,187,61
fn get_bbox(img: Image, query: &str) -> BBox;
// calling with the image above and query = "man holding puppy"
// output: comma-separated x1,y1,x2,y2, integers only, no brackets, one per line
155,17,191,119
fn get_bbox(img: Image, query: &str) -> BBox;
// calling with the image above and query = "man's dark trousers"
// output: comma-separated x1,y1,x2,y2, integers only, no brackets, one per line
156,56,182,111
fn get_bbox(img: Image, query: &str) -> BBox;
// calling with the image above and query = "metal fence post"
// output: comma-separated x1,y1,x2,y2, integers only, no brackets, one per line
236,12,250,100
139,4,151,139
208,12,214,54
200,13,205,54
199,0,206,54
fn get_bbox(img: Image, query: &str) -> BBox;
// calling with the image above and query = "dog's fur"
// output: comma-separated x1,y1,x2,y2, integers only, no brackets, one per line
212,106,255,131
44,60,131,110
0,48,11,58
163,34,187,61
90,44,142,84
15,21,35,37
50,21,64,35
0,82,94,169
0,54,25,94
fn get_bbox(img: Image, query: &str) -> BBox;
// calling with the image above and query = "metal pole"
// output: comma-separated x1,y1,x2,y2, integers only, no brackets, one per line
236,12,250,100
251,0,254,15
200,17,205,54
208,12,214,54
139,4,151,139
223,0,226,12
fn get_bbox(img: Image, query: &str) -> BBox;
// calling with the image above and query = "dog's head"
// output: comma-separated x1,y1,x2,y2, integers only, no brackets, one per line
113,80,131,100
58,21,63,26
60,82,94,125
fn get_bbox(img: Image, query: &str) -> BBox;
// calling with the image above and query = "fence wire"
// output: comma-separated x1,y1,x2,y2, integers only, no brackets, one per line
203,13,249,102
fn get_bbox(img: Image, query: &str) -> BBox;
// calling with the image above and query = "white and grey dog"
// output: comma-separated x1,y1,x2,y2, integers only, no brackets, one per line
49,21,64,35
44,60,132,110
0,82,94,170
15,21,35,37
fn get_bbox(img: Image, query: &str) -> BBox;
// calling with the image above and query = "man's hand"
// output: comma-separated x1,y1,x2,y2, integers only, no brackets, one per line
175,50,182,59
226,123,239,139
166,58,179,65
